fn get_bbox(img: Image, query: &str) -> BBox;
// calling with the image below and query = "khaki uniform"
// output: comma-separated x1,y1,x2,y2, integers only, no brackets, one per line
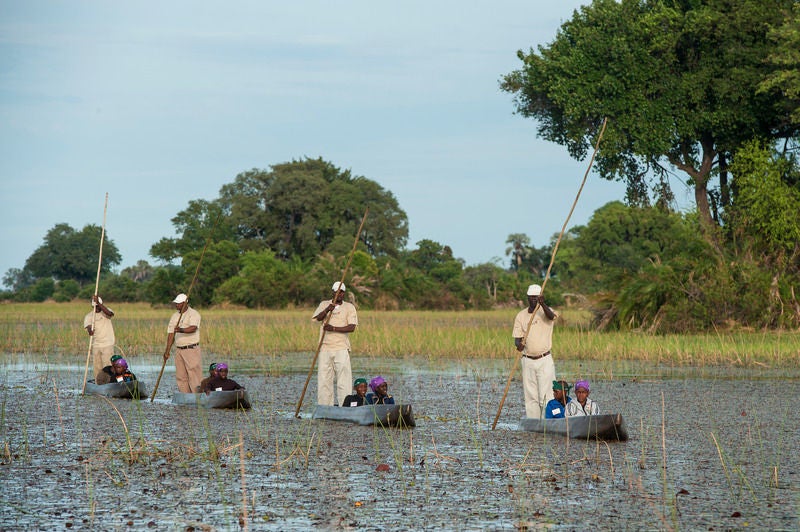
513,306,557,418
312,300,358,406
167,307,202,393
83,309,115,381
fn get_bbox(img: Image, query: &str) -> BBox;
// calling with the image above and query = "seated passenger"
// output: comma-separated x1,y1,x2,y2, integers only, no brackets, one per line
342,378,369,407
545,380,572,419
565,379,599,417
203,363,244,392
198,363,219,393
95,354,125,384
365,376,395,405
98,357,137,384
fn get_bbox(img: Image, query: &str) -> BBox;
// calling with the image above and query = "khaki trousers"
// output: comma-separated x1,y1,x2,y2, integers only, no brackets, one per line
92,345,114,382
521,354,556,419
317,349,352,406
174,346,203,393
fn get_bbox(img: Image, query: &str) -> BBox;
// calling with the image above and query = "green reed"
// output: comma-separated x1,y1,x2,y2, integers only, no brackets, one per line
2,302,798,367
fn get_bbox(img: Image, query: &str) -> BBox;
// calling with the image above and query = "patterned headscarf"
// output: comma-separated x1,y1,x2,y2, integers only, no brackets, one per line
216,363,228,370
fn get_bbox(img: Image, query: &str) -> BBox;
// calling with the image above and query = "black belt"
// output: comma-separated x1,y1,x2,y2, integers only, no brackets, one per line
177,343,199,350
522,351,550,361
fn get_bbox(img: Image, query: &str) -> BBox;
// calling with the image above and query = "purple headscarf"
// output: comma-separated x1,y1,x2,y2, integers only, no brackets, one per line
574,379,590,392
216,363,228,370
369,376,386,392
113,358,128,368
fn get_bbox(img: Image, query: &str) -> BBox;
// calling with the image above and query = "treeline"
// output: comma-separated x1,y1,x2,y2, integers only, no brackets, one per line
4,146,800,333
2,159,541,311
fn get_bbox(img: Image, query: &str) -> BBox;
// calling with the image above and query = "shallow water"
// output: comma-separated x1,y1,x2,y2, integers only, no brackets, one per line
0,353,798,530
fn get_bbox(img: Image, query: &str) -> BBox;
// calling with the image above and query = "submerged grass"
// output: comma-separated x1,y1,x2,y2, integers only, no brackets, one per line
2,302,798,367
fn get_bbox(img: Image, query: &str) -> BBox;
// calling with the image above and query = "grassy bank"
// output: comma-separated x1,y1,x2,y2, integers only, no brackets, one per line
1,302,798,367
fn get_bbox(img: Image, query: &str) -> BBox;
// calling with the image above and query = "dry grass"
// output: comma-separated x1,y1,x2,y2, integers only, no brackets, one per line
1,302,798,366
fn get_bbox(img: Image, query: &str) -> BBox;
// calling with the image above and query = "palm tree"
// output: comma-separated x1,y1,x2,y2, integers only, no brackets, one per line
505,233,531,273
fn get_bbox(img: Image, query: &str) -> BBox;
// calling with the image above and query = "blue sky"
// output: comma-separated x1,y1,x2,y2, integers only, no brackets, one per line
0,1,669,280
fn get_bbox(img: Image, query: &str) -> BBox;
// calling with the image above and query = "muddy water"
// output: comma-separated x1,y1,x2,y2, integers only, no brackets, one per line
0,355,798,531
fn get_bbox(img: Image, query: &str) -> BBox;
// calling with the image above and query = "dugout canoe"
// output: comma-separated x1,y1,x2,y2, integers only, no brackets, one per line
85,380,149,400
312,404,415,427
519,413,628,441
172,389,251,410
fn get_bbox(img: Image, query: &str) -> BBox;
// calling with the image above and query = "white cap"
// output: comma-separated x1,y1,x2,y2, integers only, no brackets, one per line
172,293,188,304
332,281,346,292
526,284,542,296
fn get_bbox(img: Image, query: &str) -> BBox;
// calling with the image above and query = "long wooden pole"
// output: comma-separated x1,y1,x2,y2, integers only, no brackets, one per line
81,193,109,395
150,212,221,401
491,118,608,430
295,208,369,417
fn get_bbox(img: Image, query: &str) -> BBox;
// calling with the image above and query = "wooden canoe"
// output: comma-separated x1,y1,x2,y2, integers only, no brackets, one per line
519,413,628,441
85,380,148,400
312,404,415,427
172,389,251,410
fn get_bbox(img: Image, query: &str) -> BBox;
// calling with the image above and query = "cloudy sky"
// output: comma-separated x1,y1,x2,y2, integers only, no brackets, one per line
0,0,653,280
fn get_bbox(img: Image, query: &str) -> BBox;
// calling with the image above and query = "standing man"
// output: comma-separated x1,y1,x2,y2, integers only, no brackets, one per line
164,293,203,393
83,295,115,382
512,284,558,419
312,281,358,406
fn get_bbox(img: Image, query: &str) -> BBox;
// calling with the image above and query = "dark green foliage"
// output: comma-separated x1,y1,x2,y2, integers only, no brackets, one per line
556,201,697,294
150,200,232,263
179,240,241,307
53,280,80,302
23,223,121,285
96,274,142,303
29,278,55,302
144,265,186,305
501,0,797,235
214,249,310,308
218,158,407,260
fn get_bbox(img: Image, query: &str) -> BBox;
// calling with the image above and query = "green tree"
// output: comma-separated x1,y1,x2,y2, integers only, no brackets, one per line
214,249,293,308
2,268,34,291
145,265,186,304
505,233,531,272
556,201,699,294
179,240,241,307
218,158,408,260
501,0,797,241
120,260,155,283
728,141,800,265
29,278,55,302
23,223,121,285
150,199,233,263
53,279,80,302
760,2,800,125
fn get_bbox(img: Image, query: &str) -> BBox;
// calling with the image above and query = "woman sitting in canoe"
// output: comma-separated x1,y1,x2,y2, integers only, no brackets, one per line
197,363,219,393
366,376,395,405
545,380,572,419
202,363,244,393
342,377,369,407
566,379,600,417
96,356,137,384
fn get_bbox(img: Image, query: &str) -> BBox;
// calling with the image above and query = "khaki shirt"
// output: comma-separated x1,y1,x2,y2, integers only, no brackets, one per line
312,300,358,351
512,306,557,356
83,309,115,349
167,306,201,347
